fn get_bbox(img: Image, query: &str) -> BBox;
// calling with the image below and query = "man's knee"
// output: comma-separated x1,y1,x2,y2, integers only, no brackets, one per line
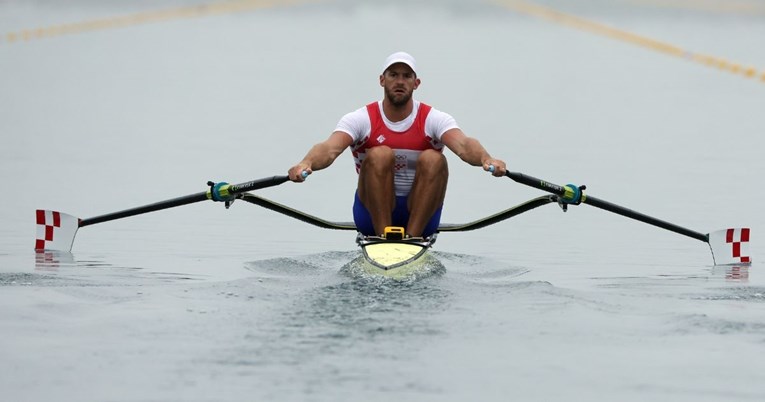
363,146,395,170
416,150,448,176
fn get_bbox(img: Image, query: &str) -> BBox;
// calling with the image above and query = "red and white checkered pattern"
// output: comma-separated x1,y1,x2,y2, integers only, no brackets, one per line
726,228,751,263
394,154,406,171
709,228,751,265
36,210,60,250
35,209,79,252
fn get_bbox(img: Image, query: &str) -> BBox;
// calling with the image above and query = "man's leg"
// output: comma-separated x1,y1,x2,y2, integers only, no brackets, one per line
358,146,395,236
407,150,448,237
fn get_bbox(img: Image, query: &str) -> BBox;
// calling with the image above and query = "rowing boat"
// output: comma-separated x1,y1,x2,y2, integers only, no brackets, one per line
33,172,752,272
351,231,439,279
238,192,561,277
240,193,561,278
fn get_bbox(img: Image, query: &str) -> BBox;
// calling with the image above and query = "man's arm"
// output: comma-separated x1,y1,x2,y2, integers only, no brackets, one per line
441,128,507,177
288,131,354,182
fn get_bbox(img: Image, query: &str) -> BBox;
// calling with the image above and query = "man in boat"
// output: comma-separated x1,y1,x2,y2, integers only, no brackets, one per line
287,51,507,238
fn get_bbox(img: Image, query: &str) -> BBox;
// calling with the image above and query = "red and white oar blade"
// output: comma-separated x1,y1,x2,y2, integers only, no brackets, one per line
708,228,751,266
35,210,80,252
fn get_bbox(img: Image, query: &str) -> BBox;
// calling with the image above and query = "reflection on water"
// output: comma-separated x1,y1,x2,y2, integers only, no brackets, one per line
30,251,204,284
711,265,750,282
34,250,76,271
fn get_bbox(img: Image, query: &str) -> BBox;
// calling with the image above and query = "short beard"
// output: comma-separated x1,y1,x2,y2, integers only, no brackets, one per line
385,88,412,107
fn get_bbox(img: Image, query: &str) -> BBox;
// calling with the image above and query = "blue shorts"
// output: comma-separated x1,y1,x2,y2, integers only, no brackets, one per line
353,191,442,237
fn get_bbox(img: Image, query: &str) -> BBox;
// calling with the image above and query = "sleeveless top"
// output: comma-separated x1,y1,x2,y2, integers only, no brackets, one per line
349,101,445,195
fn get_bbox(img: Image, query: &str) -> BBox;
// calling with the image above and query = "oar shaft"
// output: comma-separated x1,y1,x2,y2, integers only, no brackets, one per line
80,192,208,227
505,171,569,196
80,175,289,227
505,171,709,243
228,176,289,193
584,195,708,242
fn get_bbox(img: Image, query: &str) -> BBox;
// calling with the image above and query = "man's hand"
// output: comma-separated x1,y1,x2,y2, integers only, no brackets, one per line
288,164,312,182
483,158,507,177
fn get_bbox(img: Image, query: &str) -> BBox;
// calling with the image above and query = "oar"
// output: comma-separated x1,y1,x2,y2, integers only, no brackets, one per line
504,171,706,241
35,175,289,251
501,170,751,265
81,176,289,226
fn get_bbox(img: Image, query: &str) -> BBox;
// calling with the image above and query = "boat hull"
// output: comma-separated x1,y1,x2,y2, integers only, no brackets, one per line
355,234,439,279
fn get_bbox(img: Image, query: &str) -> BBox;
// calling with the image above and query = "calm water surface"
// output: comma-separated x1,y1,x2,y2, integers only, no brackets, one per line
1,1,764,401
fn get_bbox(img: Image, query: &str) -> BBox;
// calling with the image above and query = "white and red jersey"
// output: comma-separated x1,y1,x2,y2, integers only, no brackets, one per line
335,100,459,196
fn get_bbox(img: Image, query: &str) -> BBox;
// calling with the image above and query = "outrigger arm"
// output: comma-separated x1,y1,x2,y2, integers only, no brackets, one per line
238,193,559,233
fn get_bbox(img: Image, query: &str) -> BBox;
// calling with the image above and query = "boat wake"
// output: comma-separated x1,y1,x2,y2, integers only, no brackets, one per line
243,251,358,278
244,249,529,286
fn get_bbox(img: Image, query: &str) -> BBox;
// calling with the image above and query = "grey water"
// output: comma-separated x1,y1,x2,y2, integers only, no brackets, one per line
1,0,764,401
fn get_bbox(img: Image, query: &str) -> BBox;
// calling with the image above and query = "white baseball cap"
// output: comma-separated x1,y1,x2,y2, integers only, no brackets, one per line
382,51,417,75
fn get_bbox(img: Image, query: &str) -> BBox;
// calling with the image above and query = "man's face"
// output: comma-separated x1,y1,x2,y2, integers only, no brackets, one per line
380,63,420,106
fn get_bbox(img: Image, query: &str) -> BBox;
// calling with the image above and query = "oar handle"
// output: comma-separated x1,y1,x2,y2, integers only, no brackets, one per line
504,171,709,243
